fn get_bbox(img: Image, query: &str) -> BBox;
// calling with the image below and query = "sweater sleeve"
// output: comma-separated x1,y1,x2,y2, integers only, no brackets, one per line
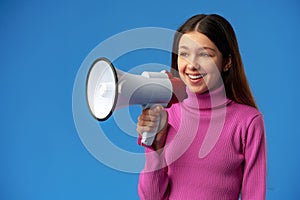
241,114,267,200
138,146,170,200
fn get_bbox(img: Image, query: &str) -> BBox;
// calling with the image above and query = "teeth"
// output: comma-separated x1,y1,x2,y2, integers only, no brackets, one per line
188,73,206,80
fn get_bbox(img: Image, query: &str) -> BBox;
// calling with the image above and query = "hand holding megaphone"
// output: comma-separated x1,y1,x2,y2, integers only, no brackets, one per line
86,57,187,146
137,104,168,148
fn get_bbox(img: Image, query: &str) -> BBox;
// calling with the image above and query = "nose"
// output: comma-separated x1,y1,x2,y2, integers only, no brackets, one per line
187,56,200,71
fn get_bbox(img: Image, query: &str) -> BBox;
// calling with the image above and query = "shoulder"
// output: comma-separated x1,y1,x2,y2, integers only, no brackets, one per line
227,101,265,140
225,101,265,138
227,100,263,123
228,102,267,153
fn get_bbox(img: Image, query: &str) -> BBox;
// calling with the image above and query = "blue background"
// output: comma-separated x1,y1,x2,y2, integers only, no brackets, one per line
1,0,300,199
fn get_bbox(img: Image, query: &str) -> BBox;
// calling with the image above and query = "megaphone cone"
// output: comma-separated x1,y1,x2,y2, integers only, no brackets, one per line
86,58,118,121
86,57,187,144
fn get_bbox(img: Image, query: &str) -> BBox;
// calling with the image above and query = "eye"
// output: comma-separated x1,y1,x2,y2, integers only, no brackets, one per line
179,52,189,57
198,52,210,57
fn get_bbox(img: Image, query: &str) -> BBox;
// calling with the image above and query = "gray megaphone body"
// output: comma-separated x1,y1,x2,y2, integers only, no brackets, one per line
86,57,187,146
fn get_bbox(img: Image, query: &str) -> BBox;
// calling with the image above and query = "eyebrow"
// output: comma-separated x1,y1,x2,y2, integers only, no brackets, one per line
178,45,216,52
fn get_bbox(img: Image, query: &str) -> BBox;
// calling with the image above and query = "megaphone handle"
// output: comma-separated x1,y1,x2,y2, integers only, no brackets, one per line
141,104,162,146
141,115,160,146
141,131,157,146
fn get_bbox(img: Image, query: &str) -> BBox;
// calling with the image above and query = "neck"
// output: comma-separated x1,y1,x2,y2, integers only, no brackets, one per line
184,85,231,110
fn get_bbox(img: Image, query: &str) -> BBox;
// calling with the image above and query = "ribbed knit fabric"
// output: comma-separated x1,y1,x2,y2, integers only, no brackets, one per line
138,85,266,200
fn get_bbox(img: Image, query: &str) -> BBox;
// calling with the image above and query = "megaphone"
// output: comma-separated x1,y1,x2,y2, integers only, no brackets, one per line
86,57,187,146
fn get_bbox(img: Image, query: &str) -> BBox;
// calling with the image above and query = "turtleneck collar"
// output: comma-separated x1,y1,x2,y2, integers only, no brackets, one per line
183,84,232,110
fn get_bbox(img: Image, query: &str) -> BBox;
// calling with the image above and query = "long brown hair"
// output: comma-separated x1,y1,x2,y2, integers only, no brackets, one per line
171,14,258,109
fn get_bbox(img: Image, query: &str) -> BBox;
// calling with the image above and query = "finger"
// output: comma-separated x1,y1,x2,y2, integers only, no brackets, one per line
136,123,159,134
142,104,163,115
137,119,159,128
139,112,160,122
138,115,160,123
138,113,160,121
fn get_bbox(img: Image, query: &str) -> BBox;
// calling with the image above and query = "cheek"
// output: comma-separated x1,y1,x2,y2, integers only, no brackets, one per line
177,58,188,84
201,59,222,73
213,58,224,72
201,61,223,85
204,65,223,88
177,57,186,73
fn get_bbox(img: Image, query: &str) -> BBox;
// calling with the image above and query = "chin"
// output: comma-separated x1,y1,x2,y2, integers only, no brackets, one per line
188,85,208,94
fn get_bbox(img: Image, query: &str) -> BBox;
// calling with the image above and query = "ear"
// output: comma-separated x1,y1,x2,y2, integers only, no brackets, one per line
223,55,232,72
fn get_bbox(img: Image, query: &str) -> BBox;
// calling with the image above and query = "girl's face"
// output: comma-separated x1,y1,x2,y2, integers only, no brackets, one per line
178,31,227,94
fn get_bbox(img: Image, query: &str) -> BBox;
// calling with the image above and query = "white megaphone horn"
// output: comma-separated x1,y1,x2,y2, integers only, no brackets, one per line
86,57,187,146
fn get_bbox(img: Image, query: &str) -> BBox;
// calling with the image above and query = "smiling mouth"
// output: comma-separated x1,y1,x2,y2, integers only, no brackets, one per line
187,73,207,80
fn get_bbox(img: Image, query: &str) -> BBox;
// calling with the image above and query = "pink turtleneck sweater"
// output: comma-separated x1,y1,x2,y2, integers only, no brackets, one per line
138,86,266,200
